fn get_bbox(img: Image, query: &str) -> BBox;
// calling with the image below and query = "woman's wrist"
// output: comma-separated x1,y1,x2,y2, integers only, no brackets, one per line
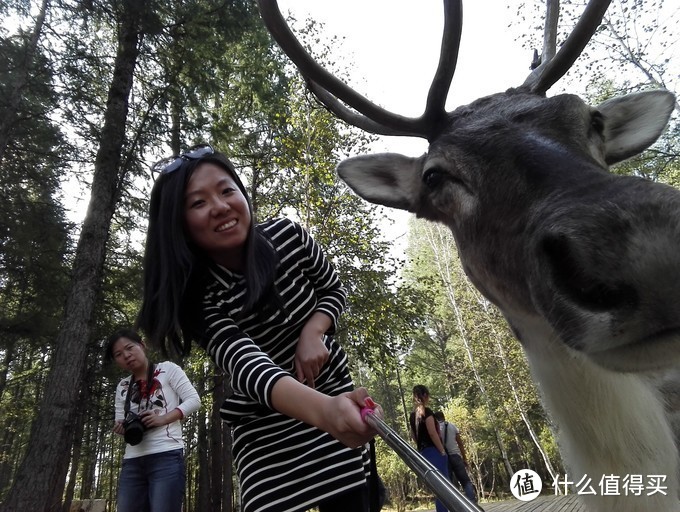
302,312,331,336
271,376,332,429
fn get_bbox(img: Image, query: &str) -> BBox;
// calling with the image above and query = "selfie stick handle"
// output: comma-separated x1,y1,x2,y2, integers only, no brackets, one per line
361,407,484,512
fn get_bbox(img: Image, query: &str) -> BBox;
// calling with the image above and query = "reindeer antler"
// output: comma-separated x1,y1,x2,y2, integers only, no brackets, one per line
523,0,611,94
257,0,462,140
258,0,611,138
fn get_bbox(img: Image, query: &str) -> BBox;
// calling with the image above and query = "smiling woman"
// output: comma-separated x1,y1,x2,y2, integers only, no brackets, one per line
136,145,384,512
183,163,252,269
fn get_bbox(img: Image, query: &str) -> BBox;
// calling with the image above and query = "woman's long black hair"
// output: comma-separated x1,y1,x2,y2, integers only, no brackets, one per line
412,384,430,439
136,150,279,358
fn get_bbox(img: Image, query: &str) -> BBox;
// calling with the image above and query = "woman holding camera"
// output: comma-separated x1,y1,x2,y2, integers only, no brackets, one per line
106,328,201,512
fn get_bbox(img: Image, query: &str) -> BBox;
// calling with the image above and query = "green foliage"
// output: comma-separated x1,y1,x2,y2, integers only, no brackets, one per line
0,24,71,352
374,438,416,512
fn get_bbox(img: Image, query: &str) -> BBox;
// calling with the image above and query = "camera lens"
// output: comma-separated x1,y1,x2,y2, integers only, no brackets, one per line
124,421,145,446
123,413,146,446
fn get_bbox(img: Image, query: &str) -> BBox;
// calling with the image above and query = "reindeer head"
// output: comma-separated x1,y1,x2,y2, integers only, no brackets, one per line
257,0,679,374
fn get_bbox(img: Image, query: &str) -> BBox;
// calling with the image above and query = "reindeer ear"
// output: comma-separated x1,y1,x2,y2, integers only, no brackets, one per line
337,153,426,212
600,89,675,165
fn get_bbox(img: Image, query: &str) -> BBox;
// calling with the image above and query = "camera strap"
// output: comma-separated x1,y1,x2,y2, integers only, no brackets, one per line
123,362,155,415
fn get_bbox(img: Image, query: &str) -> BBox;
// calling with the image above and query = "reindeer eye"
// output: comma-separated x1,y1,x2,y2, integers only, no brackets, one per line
422,167,444,189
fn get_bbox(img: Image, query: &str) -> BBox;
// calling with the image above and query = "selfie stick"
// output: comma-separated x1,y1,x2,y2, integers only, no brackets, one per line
361,407,484,512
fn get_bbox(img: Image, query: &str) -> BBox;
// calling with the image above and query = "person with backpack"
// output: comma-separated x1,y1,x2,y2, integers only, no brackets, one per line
434,410,478,503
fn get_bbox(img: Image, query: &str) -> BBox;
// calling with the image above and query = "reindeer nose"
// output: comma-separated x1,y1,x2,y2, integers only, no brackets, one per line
529,175,680,362
538,232,638,314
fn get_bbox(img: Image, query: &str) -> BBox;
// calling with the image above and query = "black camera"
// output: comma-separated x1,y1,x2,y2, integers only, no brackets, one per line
123,411,147,446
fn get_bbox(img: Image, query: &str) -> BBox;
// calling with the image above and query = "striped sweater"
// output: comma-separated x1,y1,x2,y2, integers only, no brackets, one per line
199,218,369,512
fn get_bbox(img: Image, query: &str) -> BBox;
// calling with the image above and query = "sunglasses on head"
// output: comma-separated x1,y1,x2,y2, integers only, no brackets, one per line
151,144,215,177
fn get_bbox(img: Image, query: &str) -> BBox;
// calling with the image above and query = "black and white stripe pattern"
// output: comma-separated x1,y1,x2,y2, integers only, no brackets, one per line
200,218,369,512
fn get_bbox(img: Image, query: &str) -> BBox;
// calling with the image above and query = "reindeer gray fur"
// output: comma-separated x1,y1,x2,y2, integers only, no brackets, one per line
338,89,680,512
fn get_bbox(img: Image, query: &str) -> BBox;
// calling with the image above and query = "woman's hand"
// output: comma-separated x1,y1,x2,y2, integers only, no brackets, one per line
271,378,382,448
139,408,182,429
112,420,124,436
295,313,331,388
317,388,382,448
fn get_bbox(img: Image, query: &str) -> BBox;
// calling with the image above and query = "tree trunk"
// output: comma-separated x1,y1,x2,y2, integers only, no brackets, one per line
196,376,211,511
63,368,96,512
395,364,409,432
0,350,28,495
0,3,144,510
376,367,399,430
0,339,16,402
61,401,86,512
466,280,561,485
213,375,233,512
222,425,233,512
494,327,560,485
